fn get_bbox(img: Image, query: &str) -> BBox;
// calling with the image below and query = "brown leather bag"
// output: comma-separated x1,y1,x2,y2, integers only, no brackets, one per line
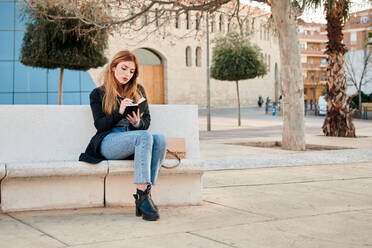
162,138,186,169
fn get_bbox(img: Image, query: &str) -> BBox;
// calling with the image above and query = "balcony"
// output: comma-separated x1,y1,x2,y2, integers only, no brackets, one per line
300,49,328,56
302,63,327,70
299,34,328,42
303,77,327,85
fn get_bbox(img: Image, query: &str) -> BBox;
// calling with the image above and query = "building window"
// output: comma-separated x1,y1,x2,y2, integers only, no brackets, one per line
195,13,200,31
186,46,192,67
130,7,136,25
186,12,190,30
211,17,215,33
195,47,202,67
219,14,224,32
245,20,250,34
155,8,159,27
260,24,262,40
141,8,148,26
310,72,315,80
360,17,370,24
350,32,357,42
300,43,306,50
175,14,179,28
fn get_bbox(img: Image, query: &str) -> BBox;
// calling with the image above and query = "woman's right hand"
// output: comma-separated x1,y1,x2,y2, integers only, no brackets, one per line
119,98,133,115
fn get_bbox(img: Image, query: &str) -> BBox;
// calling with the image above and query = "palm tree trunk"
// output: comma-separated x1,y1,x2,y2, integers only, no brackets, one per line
58,66,64,105
236,80,241,126
322,0,355,137
271,0,305,150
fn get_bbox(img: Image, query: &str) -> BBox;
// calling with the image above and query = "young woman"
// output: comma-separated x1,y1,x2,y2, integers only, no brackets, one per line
79,50,167,221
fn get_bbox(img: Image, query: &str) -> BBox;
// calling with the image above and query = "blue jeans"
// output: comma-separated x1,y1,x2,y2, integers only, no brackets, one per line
100,127,167,185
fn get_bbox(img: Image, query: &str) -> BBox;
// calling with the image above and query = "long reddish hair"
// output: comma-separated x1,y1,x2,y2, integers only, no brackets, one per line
102,50,140,114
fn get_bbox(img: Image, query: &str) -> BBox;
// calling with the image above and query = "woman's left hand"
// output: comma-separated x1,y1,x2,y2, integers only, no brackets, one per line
127,109,141,125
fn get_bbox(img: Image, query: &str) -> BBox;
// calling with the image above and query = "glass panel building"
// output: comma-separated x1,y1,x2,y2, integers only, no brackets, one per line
0,0,96,105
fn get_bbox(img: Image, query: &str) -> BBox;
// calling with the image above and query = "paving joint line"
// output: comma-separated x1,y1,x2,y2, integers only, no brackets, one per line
67,230,213,247
6,213,70,247
186,232,238,248
295,232,372,247
204,176,372,189
203,200,274,219
187,207,372,234
204,200,372,224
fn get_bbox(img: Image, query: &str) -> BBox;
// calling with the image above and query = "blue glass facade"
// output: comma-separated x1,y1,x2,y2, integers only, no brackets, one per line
0,0,96,105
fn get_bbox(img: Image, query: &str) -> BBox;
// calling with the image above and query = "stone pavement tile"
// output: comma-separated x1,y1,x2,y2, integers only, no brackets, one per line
203,178,372,219
192,209,372,248
301,178,372,197
203,163,372,188
200,141,296,159
9,203,268,246
0,213,64,248
70,232,232,248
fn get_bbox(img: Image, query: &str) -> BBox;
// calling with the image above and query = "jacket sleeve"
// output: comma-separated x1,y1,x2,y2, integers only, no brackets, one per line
90,88,124,132
130,84,151,130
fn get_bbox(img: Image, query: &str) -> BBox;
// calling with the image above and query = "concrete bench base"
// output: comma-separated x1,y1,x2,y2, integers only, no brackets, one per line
0,160,204,212
1,161,108,212
106,159,204,207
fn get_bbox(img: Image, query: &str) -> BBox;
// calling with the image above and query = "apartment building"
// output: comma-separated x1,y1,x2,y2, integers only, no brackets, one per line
343,8,372,95
298,20,328,105
298,8,371,103
343,9,372,51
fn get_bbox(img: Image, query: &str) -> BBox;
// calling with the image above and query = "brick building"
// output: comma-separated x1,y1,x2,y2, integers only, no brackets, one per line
298,20,328,105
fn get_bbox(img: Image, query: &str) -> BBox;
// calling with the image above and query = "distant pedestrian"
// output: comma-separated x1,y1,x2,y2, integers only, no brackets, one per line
258,96,263,107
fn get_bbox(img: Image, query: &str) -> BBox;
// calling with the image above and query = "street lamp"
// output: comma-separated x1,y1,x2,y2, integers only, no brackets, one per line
206,11,211,131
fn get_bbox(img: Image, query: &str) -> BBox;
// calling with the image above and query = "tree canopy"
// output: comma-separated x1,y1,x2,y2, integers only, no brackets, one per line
211,32,267,81
20,4,108,70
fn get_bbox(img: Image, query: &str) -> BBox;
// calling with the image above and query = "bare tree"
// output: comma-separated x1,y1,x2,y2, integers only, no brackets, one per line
23,1,230,38
345,49,372,116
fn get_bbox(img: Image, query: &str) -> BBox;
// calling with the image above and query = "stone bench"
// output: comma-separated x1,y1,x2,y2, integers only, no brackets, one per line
0,105,203,212
362,103,372,120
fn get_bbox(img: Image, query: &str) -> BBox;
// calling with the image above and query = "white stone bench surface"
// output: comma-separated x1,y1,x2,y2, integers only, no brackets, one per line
0,105,203,212
0,105,199,162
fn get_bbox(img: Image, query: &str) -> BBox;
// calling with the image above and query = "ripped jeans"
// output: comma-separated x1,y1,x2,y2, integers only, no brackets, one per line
100,127,167,185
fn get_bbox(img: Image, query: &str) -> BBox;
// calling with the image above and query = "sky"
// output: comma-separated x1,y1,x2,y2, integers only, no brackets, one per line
243,0,372,24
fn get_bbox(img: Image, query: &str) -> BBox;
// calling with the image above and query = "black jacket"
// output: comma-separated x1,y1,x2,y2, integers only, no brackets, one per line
79,85,151,164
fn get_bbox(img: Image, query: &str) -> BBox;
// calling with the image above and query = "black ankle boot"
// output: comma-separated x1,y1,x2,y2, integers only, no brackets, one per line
133,187,159,221
146,184,158,211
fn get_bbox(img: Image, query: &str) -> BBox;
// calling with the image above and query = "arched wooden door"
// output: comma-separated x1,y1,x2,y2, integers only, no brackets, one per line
133,48,164,104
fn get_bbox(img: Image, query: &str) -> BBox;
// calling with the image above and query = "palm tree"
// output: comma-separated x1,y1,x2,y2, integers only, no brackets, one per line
309,0,355,137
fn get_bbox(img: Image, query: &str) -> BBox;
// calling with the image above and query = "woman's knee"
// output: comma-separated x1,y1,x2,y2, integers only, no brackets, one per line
136,130,153,146
152,134,167,150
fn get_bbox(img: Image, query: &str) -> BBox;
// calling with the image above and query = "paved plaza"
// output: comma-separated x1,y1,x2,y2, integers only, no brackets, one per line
1,107,371,248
